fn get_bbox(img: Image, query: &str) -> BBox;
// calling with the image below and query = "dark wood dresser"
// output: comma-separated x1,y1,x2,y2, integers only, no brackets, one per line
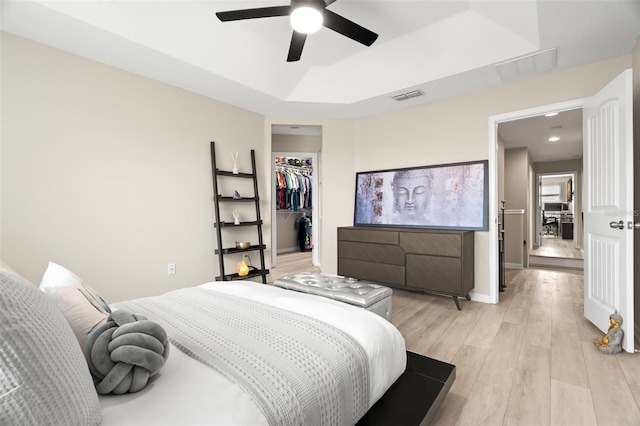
337,226,474,309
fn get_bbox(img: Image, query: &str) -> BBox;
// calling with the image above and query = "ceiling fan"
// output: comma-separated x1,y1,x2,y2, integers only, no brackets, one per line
216,0,379,62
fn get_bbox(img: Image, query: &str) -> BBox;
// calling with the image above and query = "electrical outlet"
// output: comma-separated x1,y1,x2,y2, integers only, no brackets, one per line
168,263,176,275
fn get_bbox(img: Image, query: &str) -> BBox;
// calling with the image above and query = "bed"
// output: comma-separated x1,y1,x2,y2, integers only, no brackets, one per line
0,263,406,426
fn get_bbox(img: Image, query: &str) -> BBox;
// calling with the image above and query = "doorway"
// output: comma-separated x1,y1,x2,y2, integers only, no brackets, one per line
489,98,587,304
497,107,584,276
270,125,321,277
529,172,584,271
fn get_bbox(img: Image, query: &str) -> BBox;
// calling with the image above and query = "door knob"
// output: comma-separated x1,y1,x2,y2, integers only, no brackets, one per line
630,221,640,230
609,220,624,229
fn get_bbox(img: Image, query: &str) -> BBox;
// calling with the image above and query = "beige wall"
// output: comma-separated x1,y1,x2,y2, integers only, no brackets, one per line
504,148,530,211
272,134,321,153
1,33,266,302
497,136,505,208
353,55,630,300
504,211,524,267
1,30,634,304
504,148,531,265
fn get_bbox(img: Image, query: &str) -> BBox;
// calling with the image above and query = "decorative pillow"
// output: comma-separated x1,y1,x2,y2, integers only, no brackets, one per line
84,309,170,394
0,270,102,425
39,262,110,348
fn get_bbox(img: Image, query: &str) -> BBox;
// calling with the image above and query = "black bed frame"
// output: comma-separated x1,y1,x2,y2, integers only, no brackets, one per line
357,351,456,426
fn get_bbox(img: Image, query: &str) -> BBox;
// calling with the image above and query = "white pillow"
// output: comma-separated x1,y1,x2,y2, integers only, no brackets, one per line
0,270,102,425
40,262,110,348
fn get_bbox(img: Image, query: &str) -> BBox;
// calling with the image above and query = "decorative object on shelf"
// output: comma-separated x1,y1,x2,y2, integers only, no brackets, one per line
235,241,250,249
233,190,241,199
230,151,239,174
233,210,240,225
237,259,249,276
593,313,624,354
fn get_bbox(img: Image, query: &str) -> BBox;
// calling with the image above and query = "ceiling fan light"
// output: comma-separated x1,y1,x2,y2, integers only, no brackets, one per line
290,7,323,34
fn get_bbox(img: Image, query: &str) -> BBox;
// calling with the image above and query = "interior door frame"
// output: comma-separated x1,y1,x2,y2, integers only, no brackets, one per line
489,98,588,303
271,151,319,268
537,171,579,249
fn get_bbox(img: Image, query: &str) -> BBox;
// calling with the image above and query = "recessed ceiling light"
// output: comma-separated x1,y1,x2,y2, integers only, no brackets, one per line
545,112,559,117
548,136,560,142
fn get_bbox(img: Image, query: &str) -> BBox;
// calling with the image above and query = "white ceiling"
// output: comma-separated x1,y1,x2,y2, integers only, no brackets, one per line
0,0,640,162
498,108,583,163
2,0,639,120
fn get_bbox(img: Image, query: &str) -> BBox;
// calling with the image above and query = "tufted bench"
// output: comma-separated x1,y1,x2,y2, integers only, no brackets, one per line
273,272,393,321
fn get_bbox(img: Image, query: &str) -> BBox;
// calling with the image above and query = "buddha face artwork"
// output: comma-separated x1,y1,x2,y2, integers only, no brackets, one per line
391,169,432,224
353,160,488,230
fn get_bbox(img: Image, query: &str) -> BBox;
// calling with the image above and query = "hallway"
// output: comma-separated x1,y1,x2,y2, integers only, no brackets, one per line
530,236,583,259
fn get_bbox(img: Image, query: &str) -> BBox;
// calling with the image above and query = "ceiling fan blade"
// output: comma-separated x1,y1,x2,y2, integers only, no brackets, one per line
216,6,291,22
322,9,378,46
287,31,307,62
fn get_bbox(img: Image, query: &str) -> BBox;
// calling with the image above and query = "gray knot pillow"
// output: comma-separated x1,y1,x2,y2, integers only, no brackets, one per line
84,309,170,394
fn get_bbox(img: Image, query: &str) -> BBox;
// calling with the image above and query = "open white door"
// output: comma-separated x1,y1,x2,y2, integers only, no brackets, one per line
583,69,634,352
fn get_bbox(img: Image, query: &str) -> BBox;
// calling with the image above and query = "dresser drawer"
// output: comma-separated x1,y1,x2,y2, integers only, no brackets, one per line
400,232,462,257
338,258,405,287
406,254,462,295
338,241,405,265
338,227,399,245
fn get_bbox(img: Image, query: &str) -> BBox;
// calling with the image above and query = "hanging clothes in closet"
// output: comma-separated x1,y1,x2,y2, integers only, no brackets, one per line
275,159,313,212
294,214,312,251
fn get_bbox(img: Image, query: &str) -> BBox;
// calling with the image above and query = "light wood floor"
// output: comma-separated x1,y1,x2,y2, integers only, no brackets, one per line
395,269,640,426
271,254,640,425
268,251,320,282
530,236,583,260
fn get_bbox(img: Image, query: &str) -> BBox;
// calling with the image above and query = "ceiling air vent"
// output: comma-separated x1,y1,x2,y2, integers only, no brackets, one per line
392,89,424,101
495,48,557,82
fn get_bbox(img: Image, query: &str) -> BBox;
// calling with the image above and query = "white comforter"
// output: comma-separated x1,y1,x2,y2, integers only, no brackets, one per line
99,280,406,425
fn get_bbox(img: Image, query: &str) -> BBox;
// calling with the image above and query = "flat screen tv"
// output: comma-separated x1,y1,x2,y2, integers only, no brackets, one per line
354,160,488,231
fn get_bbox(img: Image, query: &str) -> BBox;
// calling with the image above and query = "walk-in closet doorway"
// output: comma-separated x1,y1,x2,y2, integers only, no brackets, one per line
270,125,321,271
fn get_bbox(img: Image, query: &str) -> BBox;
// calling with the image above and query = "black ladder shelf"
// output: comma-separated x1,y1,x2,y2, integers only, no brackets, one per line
210,142,269,283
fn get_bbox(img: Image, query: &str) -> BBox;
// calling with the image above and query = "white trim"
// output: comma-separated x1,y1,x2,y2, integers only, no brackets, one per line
469,290,493,304
488,97,588,305
504,209,525,215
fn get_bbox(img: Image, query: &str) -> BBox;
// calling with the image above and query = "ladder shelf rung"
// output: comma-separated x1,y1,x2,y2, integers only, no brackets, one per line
217,196,259,202
215,244,267,255
216,269,270,281
216,169,255,178
215,220,262,228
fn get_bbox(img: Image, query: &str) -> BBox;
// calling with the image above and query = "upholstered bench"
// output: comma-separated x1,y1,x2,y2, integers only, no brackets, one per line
273,272,393,321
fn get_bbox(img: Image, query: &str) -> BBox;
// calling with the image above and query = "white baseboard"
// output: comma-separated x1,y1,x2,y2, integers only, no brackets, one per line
277,247,299,254
469,291,494,304
505,263,524,269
